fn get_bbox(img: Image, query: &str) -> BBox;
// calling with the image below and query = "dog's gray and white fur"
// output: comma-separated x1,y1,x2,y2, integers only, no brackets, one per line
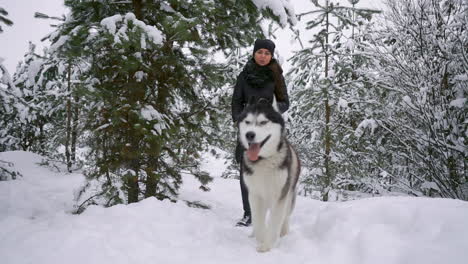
237,98,300,252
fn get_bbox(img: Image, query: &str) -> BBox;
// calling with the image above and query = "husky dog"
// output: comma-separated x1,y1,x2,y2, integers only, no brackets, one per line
237,98,300,252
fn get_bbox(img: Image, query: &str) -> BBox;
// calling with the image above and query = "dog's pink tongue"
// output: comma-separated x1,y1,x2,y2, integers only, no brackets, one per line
247,143,260,161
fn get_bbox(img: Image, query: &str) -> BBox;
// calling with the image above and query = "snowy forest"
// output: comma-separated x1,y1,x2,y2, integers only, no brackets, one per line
0,0,466,213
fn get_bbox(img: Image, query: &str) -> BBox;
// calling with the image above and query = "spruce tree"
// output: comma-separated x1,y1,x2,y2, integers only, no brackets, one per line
0,58,21,151
287,0,379,201
0,39,23,180
45,0,296,211
216,48,251,179
8,43,47,154
10,43,72,157
0,7,13,33
0,8,17,151
0,7,20,181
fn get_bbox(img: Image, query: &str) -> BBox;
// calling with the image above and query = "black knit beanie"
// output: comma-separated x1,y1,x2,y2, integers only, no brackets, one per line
253,39,275,56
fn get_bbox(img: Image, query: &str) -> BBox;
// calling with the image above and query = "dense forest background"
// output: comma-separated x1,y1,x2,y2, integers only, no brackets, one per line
0,0,466,212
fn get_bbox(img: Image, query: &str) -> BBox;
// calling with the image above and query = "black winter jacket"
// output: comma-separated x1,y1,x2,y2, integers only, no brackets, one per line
231,59,290,122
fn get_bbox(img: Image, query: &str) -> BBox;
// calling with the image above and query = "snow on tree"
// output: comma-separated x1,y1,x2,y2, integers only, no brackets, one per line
9,42,73,158
39,0,297,211
364,0,467,199
287,0,380,201
0,7,13,33
0,58,23,180
0,8,21,180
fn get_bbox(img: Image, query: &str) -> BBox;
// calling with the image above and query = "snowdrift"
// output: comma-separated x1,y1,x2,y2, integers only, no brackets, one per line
1,151,467,264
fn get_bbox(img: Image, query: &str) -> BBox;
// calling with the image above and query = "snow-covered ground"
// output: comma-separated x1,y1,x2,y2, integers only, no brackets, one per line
1,151,467,264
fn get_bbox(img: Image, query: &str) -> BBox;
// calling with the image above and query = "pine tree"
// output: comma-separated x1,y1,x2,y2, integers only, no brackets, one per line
45,0,296,211
0,59,20,181
0,57,21,151
215,48,251,179
287,0,379,201
7,43,48,154
9,43,71,157
0,7,13,33
35,11,86,172
0,8,18,151
0,54,22,181
0,7,20,180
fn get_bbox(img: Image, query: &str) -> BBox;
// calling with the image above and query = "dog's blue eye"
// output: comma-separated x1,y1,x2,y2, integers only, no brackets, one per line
259,121,268,125
245,121,251,125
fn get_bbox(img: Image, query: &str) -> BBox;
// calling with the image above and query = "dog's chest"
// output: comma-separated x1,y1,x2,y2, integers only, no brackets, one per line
245,156,288,201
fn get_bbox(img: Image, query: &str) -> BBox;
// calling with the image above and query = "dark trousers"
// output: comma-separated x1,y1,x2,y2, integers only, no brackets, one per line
236,141,251,217
239,159,251,217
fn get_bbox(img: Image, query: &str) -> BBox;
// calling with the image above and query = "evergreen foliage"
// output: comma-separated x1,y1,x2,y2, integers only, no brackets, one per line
288,0,380,201
0,8,18,180
0,59,21,152
364,0,467,199
0,7,13,33
3,0,464,203
12,44,69,156
1,41,74,165
215,48,251,179
1,44,55,154
288,0,466,201
32,0,297,211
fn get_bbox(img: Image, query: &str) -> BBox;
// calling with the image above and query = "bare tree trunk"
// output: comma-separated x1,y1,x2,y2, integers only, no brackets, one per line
323,0,332,202
132,0,143,19
127,124,141,204
124,0,145,204
144,164,158,198
71,94,79,163
127,171,140,203
65,62,72,172
143,40,173,198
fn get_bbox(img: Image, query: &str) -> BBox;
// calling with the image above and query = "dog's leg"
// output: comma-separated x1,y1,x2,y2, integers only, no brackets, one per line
249,195,267,248
280,216,289,237
259,199,288,252
281,195,293,237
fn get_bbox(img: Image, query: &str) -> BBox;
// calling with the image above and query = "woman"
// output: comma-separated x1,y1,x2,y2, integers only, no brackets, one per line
231,39,290,226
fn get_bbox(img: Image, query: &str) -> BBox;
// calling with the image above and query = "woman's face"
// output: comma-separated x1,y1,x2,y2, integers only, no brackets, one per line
254,48,272,66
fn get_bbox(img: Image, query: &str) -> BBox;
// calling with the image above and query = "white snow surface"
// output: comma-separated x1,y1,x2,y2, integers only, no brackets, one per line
1,151,468,264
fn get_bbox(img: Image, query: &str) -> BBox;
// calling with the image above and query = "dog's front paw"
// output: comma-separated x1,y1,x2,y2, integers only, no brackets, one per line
256,237,275,253
280,224,289,237
256,243,271,253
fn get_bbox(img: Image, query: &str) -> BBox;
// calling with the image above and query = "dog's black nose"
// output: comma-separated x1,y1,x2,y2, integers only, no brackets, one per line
246,131,255,141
